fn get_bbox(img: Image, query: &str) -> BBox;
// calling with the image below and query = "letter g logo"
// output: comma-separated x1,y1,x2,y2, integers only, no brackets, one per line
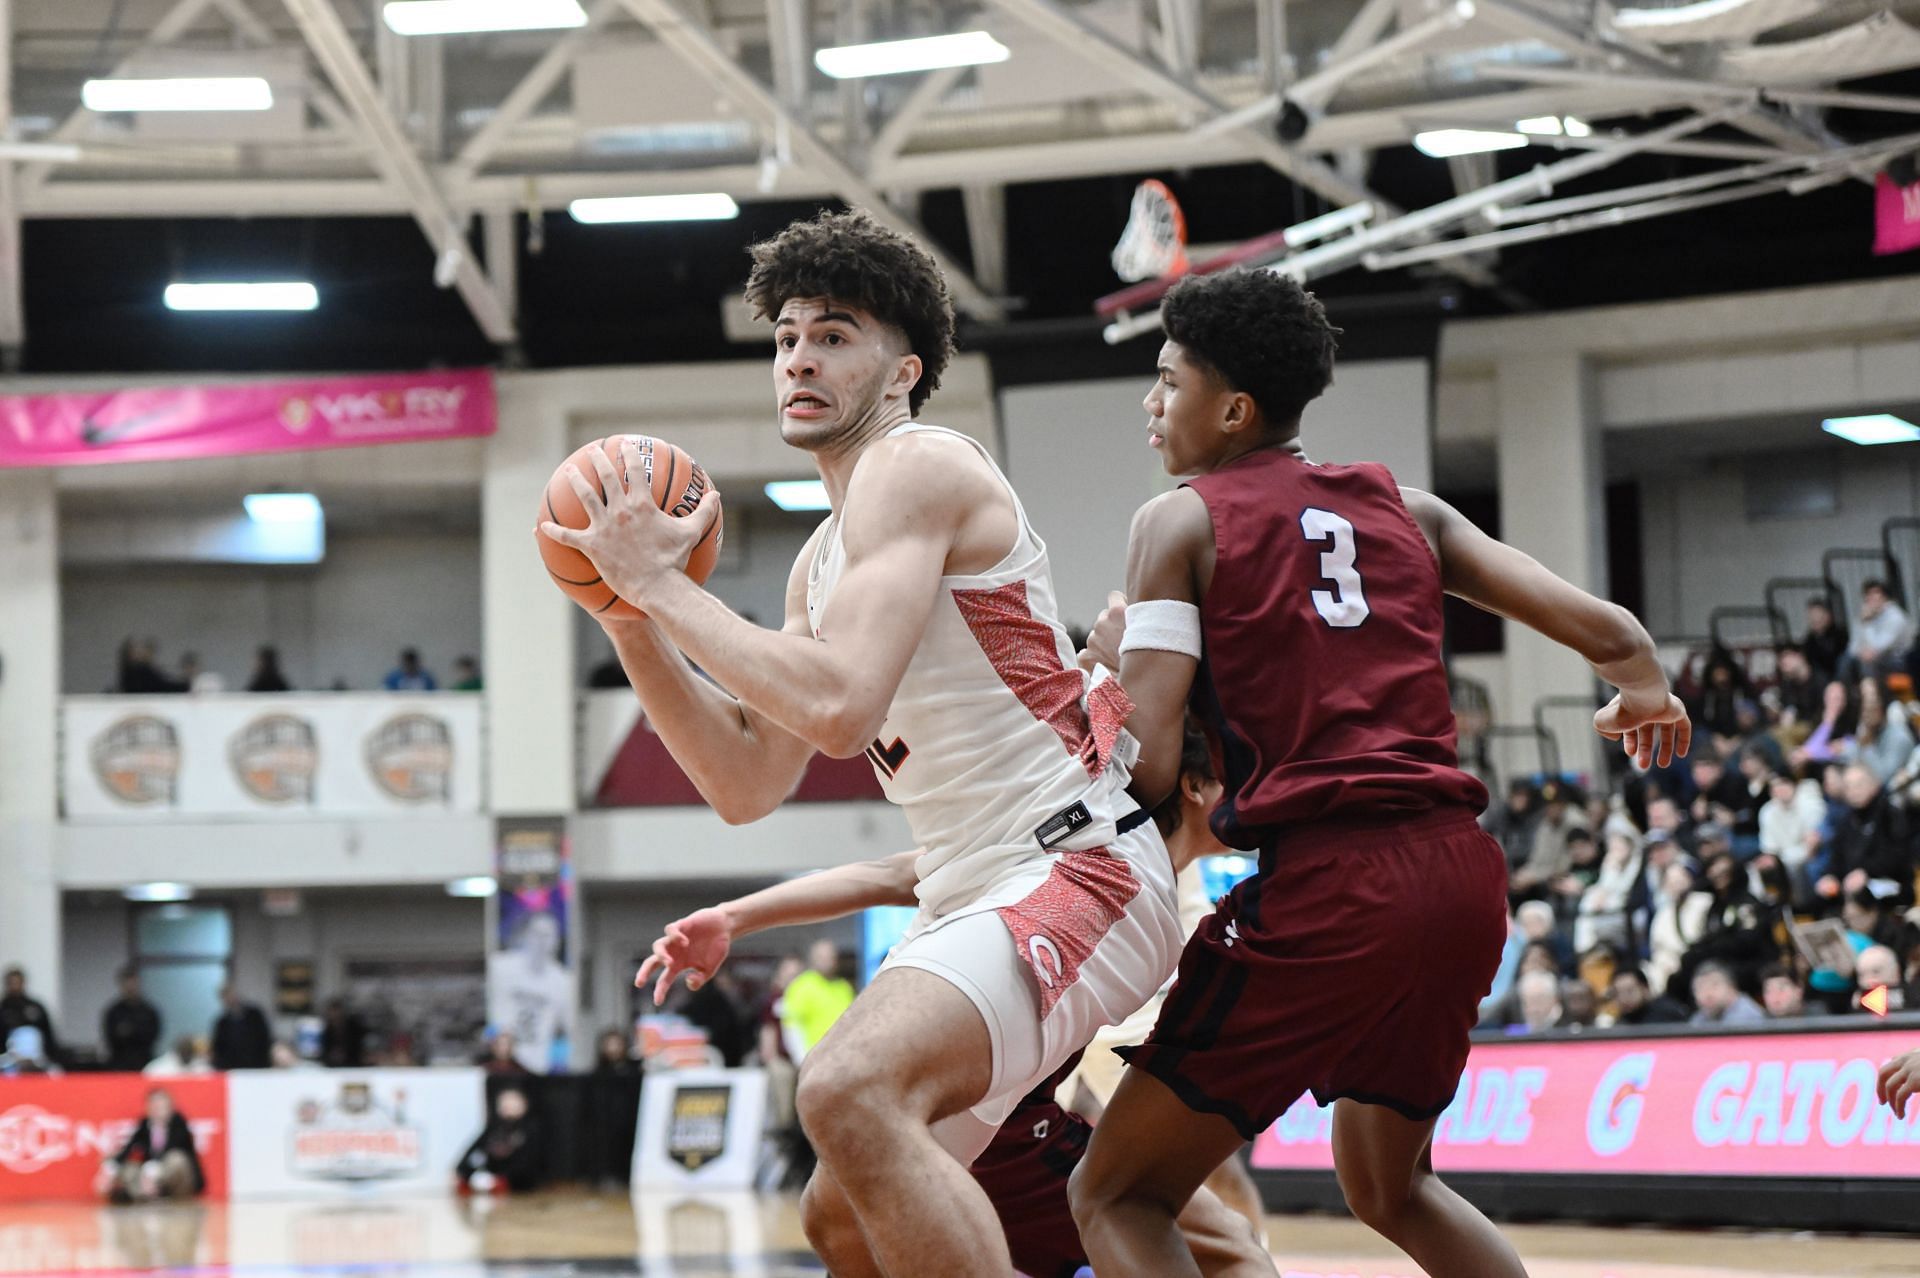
1587,1052,1655,1157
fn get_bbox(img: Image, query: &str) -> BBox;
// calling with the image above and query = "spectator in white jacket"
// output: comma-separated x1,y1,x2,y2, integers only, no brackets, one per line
1757,771,1829,904
1575,832,1640,954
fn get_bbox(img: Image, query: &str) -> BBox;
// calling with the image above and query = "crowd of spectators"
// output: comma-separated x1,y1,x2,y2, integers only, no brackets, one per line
1476,583,1920,1033
108,640,482,695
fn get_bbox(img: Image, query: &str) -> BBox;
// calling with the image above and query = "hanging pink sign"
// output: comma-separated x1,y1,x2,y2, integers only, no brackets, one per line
1873,171,1920,256
0,367,496,469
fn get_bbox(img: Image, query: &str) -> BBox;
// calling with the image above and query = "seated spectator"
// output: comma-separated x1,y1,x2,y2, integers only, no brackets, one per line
1,966,61,1067
1802,598,1849,687
270,1040,322,1070
1509,783,1587,902
1759,962,1823,1019
1647,862,1709,996
1794,681,1858,769
1488,779,1540,874
1758,772,1825,899
102,967,161,1072
1852,945,1909,1014
1845,580,1913,683
1515,900,1573,973
1644,794,1692,852
1816,765,1914,908
95,1088,205,1203
144,1035,212,1076
1559,980,1598,1030
1689,753,1749,836
1729,748,1772,857
1807,894,1877,1012
211,986,271,1070
1608,965,1688,1026
1480,941,1562,1028
452,656,483,691
247,646,292,693
594,1029,640,1077
1548,828,1600,927
2,1024,55,1074
456,1086,545,1194
319,999,368,1068
1676,849,1777,993
383,648,438,692
482,1030,530,1076
1513,970,1564,1034
117,638,186,694
1697,657,1746,746
1771,644,1825,742
1689,960,1766,1026
1853,679,1914,786
1575,832,1640,954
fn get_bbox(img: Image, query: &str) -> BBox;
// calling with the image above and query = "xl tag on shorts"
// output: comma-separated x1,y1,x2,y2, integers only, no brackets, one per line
1035,801,1092,850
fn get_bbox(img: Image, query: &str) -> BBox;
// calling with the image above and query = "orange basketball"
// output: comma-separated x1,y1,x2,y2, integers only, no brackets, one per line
536,434,724,619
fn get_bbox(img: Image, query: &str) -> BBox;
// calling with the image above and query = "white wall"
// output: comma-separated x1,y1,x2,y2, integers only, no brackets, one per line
1001,359,1431,632
1639,449,1920,639
61,531,482,694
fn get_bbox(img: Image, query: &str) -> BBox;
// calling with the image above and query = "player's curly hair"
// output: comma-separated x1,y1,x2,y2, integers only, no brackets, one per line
743,208,956,416
1161,269,1340,431
1152,718,1218,836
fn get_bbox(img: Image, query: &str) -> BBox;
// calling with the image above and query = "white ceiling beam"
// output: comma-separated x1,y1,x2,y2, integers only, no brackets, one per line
1154,0,1199,80
961,184,1007,296
867,66,964,169
483,207,518,331
282,0,516,344
450,0,622,182
765,0,811,114
1325,0,1399,66
614,0,1007,320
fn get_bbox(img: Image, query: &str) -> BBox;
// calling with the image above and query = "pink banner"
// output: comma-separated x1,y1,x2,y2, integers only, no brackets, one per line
0,368,495,469
1252,1030,1920,1178
1874,172,1920,256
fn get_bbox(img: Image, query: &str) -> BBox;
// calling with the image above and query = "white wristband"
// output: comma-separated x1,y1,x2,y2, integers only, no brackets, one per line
1118,599,1202,659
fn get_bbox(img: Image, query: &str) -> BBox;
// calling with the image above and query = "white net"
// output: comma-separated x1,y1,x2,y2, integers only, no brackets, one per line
1111,179,1190,283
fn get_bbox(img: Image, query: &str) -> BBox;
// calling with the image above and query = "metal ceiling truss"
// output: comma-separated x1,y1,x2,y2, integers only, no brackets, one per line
0,0,1909,351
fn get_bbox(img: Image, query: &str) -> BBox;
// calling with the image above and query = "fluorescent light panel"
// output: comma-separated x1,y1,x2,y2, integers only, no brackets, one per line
1413,128,1528,158
446,876,498,898
765,480,832,511
165,282,318,312
383,0,587,35
244,492,323,524
815,31,1010,79
1516,115,1592,138
569,193,740,224
1822,414,1920,446
123,882,194,903
83,77,272,112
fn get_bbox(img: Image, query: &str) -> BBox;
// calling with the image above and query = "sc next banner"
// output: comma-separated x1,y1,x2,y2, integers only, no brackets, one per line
1253,1030,1919,1177
0,1075,229,1202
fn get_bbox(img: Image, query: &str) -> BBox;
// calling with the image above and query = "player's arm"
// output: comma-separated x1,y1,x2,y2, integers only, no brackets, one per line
1113,488,1211,808
635,850,921,1002
1398,486,1691,768
553,435,966,760
596,526,826,825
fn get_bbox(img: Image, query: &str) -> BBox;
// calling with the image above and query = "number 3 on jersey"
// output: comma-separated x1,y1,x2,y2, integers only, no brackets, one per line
1300,507,1370,628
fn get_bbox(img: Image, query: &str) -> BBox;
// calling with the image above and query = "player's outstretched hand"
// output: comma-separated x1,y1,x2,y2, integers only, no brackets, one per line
1079,591,1129,673
1879,1048,1920,1119
1594,688,1692,770
634,907,734,1006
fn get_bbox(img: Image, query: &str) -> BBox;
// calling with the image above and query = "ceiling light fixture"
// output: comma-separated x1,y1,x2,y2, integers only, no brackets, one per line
446,876,499,898
123,882,194,903
765,480,832,511
1822,413,1920,446
244,493,323,524
1413,128,1528,158
382,0,588,35
814,31,1010,79
166,282,318,312
568,194,741,224
83,77,273,112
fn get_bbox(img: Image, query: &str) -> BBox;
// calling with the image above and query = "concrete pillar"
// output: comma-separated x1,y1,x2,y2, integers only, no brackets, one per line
1494,352,1606,775
482,383,578,813
0,470,62,1021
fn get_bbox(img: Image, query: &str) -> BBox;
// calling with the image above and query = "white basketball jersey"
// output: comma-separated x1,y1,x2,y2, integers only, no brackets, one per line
806,423,1139,917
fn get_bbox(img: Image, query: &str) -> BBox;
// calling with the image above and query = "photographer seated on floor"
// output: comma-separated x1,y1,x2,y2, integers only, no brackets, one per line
94,1088,205,1203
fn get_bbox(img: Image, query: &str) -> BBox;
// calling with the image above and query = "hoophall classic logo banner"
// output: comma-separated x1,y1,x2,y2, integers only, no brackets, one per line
0,368,494,469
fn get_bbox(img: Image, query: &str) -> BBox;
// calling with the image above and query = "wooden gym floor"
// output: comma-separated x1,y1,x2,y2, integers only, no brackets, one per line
0,1191,1911,1277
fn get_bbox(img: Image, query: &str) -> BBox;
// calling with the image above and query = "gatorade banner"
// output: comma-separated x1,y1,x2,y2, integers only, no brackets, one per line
489,816,576,1073
1253,1029,1919,1177
0,368,494,469
0,1075,229,1203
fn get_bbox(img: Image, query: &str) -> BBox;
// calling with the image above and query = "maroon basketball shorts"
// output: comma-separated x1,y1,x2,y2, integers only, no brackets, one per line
1118,808,1507,1140
971,1096,1092,1278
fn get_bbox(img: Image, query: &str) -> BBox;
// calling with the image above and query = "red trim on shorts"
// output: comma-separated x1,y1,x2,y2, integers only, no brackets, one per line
996,850,1142,1019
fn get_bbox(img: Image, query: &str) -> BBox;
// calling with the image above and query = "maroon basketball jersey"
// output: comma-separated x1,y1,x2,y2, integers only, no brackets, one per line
1182,449,1486,850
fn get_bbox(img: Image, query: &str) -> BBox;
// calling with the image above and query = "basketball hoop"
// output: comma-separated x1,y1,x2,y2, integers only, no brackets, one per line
1111,179,1190,283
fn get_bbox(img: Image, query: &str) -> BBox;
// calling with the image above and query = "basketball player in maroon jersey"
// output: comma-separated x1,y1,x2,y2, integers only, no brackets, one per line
1065,268,1692,1278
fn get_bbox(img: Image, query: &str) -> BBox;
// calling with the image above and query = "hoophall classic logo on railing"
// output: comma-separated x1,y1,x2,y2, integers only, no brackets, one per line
90,714,181,806
229,713,319,804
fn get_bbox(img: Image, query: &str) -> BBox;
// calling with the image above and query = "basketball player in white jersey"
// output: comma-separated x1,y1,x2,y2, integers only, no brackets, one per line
542,209,1184,1278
